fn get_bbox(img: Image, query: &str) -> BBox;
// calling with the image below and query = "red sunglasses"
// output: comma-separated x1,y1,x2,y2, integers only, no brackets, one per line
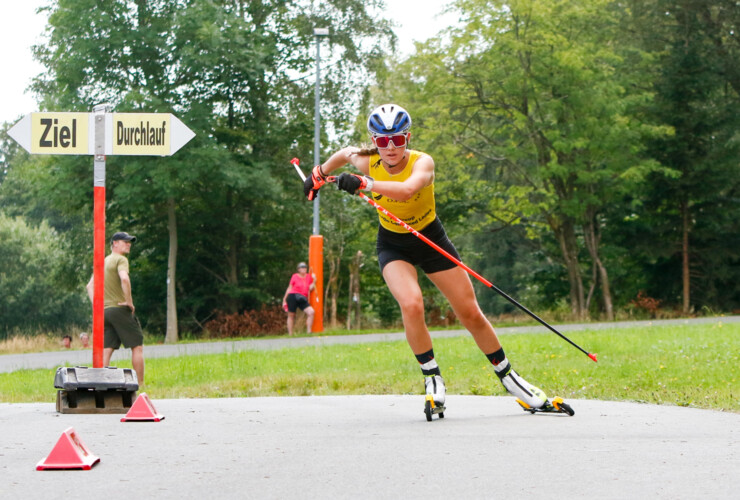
373,134,408,149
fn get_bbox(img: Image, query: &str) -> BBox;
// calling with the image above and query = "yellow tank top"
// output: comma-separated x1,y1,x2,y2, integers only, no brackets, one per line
369,150,436,233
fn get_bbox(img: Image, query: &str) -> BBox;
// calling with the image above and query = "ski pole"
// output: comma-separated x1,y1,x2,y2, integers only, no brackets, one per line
291,157,306,182
291,158,597,362
355,190,597,362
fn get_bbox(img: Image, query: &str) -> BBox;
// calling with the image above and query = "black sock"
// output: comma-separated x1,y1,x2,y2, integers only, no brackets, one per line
415,349,440,376
486,347,506,366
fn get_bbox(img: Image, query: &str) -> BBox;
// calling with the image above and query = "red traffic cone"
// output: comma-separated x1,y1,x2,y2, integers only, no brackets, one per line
121,393,164,422
37,427,100,470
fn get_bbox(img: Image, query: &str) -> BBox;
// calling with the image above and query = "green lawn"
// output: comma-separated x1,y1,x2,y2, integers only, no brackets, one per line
1,321,737,412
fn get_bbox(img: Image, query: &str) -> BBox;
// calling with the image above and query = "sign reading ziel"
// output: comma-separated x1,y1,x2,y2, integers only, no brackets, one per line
30,112,90,155
8,112,194,157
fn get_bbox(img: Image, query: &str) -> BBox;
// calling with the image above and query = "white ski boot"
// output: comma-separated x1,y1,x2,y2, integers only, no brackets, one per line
496,362,548,409
424,375,446,421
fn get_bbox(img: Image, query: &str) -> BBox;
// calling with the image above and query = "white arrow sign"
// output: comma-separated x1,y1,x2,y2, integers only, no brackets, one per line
8,112,195,156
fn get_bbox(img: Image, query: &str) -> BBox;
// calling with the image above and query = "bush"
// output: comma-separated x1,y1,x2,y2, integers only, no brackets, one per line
630,291,662,318
0,213,88,338
203,305,285,338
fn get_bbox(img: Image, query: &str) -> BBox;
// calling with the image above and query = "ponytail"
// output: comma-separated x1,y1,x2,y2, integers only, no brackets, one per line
351,144,378,156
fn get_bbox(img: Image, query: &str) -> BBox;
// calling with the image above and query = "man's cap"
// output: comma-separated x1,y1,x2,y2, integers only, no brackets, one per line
297,262,308,269
111,231,137,243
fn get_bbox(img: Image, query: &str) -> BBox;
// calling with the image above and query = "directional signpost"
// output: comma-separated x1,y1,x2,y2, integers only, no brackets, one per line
8,106,195,375
8,111,194,156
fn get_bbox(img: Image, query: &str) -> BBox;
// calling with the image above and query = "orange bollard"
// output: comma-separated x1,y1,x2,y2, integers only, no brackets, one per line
308,235,324,333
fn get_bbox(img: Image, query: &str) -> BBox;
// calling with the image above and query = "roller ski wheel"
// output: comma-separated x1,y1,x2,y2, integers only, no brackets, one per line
424,395,446,421
516,396,574,416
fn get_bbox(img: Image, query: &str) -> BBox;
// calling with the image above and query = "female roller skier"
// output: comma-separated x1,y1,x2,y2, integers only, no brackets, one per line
303,104,554,417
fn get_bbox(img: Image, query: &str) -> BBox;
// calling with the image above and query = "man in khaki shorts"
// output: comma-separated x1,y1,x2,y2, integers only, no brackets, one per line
86,231,145,385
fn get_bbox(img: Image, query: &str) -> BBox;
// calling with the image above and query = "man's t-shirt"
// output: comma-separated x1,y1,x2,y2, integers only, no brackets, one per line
104,253,129,308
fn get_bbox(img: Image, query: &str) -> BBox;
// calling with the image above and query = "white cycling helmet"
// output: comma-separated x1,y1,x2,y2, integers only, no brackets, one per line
367,104,412,136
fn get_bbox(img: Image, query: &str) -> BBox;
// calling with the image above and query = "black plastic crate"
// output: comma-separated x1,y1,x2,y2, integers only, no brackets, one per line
54,366,139,392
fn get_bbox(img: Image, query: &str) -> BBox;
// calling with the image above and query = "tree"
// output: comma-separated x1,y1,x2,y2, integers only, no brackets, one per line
630,0,740,313
0,213,87,337
381,0,666,319
26,0,393,337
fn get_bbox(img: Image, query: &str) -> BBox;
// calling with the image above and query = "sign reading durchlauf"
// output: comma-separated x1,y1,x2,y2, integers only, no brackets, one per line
8,111,194,156
113,113,173,156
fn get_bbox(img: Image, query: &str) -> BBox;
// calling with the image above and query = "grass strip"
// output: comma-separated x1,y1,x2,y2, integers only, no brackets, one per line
1,322,737,412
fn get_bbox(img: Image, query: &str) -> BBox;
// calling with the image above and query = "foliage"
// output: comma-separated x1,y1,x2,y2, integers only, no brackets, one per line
629,291,662,318
371,0,739,319
1,1,739,338
203,306,286,337
8,0,393,337
614,0,740,312
375,0,672,320
0,213,87,337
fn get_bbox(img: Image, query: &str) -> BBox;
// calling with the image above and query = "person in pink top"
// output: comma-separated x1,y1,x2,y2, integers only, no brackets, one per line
282,262,316,335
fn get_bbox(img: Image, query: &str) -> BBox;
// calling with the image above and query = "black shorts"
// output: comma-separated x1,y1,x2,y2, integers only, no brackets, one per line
376,217,460,274
286,293,310,313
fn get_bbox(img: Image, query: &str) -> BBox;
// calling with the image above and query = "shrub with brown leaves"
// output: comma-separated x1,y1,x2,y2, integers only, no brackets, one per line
204,306,286,338
631,291,662,318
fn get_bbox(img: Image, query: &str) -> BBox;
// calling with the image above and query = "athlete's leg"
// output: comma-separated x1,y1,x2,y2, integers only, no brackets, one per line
384,260,446,406
382,260,432,354
428,266,547,407
427,266,501,353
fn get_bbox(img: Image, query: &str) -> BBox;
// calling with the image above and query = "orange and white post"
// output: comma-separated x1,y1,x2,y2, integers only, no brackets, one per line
308,235,324,333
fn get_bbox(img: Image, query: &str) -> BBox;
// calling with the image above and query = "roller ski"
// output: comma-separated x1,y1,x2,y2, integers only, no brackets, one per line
495,361,573,415
516,396,575,416
423,375,446,421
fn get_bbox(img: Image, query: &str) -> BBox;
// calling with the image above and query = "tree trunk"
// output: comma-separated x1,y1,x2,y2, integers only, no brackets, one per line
346,272,355,330
165,197,179,343
347,251,363,330
583,213,614,320
326,255,340,328
681,199,691,314
551,216,586,319
226,242,239,313
354,251,363,329
330,271,339,329
221,192,239,314
585,262,597,312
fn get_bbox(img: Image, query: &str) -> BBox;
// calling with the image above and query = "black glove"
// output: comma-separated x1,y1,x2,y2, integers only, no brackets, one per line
303,165,327,200
336,172,372,195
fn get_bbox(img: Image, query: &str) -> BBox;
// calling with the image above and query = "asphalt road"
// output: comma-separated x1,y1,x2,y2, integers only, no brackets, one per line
2,396,738,499
1,316,738,499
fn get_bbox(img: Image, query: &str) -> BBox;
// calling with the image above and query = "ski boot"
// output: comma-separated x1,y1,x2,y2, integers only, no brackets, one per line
517,396,575,416
495,362,574,415
497,362,548,406
424,375,446,421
